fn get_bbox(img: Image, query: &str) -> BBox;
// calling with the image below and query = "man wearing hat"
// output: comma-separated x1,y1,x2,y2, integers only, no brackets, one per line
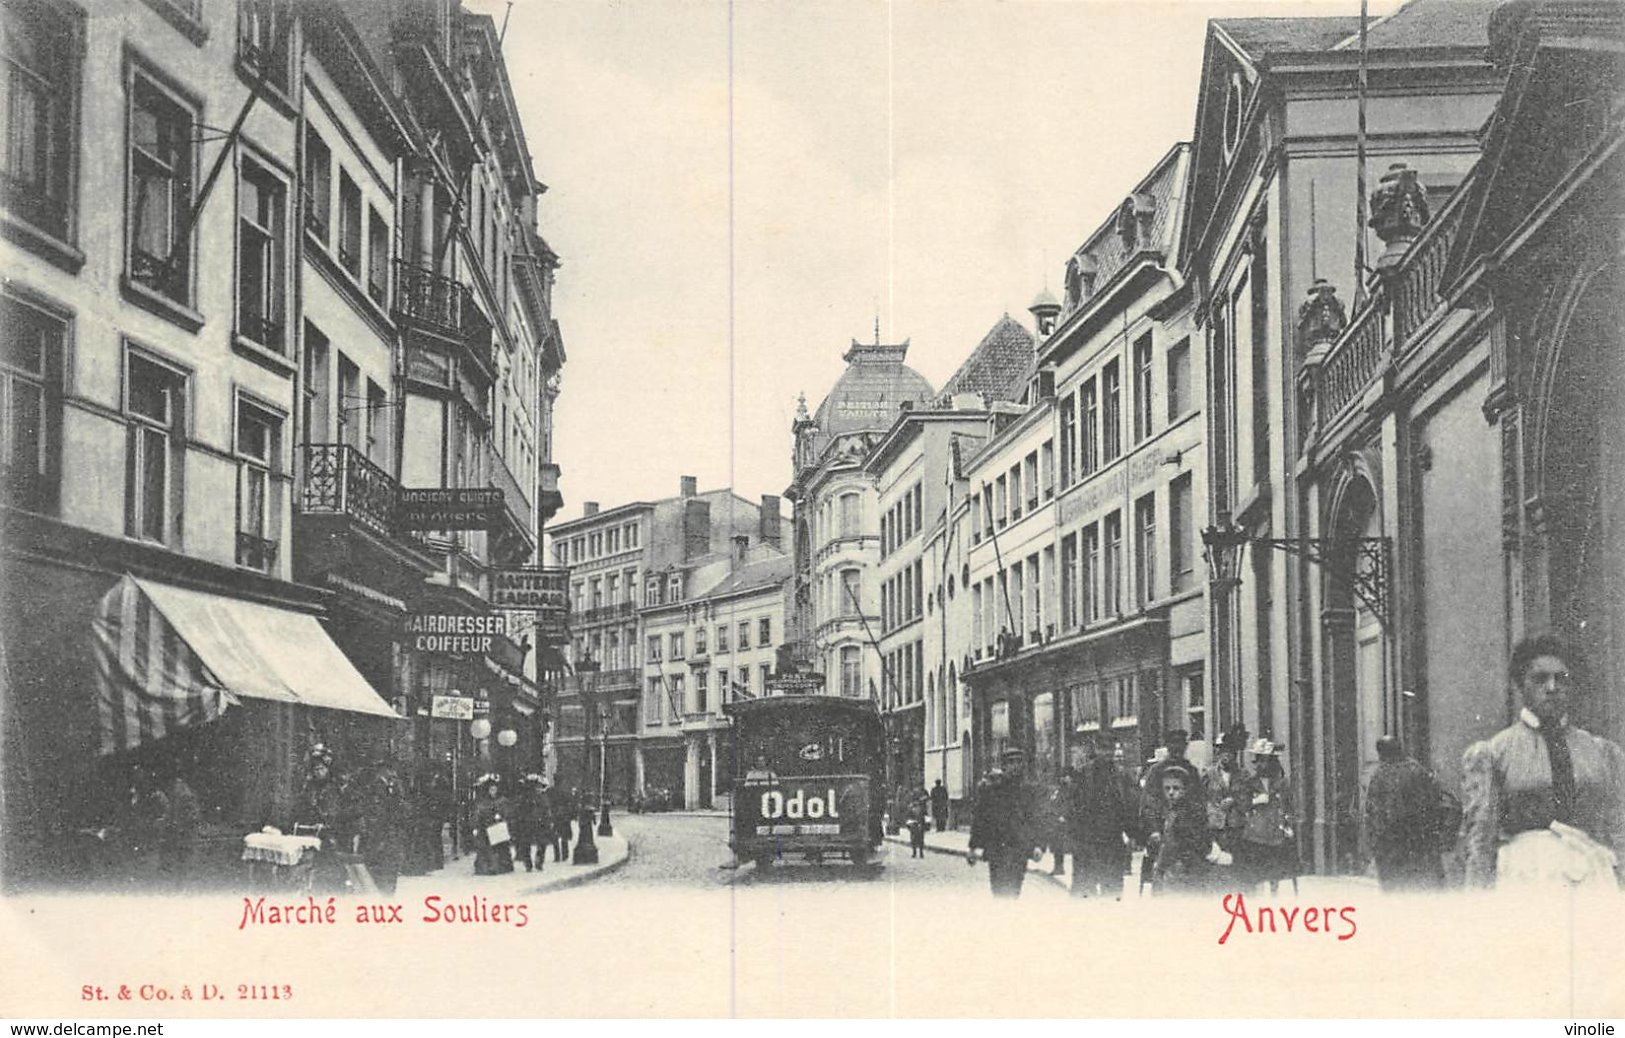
1139,729,1202,844
967,747,1042,898
1364,735,1447,891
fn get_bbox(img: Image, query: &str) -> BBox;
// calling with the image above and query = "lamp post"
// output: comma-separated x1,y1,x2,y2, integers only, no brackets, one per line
1202,518,1248,735
596,706,614,837
571,665,600,864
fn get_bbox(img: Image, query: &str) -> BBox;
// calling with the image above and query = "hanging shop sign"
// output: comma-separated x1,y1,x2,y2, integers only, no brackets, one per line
405,613,507,655
398,488,505,530
430,695,475,720
490,565,570,625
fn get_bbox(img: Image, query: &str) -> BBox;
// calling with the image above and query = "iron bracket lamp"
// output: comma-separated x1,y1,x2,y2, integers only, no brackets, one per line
1202,518,1393,629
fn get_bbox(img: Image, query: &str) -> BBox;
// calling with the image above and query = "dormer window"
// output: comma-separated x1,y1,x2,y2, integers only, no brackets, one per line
1116,198,1139,250
1222,72,1245,161
1066,255,1098,309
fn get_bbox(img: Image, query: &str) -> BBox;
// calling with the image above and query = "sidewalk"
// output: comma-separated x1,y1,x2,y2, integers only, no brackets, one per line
885,827,1377,899
396,832,630,898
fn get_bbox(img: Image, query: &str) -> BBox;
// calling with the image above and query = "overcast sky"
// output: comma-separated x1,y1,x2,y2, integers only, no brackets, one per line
469,0,1399,528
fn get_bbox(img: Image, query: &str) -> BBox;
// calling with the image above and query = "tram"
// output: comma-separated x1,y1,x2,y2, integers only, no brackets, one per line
725,693,886,867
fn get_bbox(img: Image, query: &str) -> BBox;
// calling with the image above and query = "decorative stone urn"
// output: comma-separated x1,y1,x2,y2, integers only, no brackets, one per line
1368,161,1430,271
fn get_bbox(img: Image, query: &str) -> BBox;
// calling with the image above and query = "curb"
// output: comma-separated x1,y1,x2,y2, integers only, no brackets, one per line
519,839,632,895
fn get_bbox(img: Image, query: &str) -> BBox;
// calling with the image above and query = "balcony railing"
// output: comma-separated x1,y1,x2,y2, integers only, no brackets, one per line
487,447,534,543
1319,299,1386,422
299,443,400,539
394,260,494,377
577,601,638,624
1392,201,1464,350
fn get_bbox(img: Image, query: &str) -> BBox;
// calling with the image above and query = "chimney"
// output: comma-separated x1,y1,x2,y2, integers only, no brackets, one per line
731,534,750,568
758,495,782,549
583,501,600,517
679,475,697,498
683,498,711,561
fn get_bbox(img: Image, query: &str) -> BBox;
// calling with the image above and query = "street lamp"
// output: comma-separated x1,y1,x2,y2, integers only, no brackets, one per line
1201,517,1250,587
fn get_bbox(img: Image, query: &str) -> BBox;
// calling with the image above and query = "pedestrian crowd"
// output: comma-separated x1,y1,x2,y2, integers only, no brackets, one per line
955,635,1624,901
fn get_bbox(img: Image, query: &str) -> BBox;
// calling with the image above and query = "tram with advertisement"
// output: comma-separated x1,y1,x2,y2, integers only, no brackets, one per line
725,686,886,868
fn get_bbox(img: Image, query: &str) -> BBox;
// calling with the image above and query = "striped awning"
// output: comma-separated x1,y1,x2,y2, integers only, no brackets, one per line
92,575,400,756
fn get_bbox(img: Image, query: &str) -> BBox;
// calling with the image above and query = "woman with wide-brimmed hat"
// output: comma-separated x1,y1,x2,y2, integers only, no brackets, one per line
1240,739,1300,895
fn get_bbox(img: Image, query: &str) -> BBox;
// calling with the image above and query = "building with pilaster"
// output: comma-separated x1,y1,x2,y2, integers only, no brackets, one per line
1178,0,1504,872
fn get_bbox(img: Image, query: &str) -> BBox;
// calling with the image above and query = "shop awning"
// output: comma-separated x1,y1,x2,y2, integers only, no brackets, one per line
92,574,400,756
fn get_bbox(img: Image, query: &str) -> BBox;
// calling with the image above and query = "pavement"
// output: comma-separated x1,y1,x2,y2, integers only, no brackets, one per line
396,829,630,898
885,825,1379,899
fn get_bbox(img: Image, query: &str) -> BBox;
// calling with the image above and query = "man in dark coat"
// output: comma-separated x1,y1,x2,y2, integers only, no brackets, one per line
358,762,409,895
1363,736,1447,891
512,775,554,873
157,771,203,893
1067,747,1136,899
929,779,951,832
967,748,1041,898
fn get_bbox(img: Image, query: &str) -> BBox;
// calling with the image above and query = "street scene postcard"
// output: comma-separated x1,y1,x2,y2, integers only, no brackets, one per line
1,0,1623,1023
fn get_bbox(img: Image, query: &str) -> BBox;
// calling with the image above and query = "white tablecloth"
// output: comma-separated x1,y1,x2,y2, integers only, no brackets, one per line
241,832,322,866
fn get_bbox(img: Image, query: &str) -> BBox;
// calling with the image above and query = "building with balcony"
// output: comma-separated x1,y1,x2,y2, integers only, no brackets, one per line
1179,0,1505,873
1290,0,1624,872
786,335,936,711
638,537,790,810
0,0,568,888
962,144,1199,790
548,476,785,803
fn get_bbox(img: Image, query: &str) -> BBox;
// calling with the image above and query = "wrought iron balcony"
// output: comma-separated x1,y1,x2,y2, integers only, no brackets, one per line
394,260,495,379
299,443,400,539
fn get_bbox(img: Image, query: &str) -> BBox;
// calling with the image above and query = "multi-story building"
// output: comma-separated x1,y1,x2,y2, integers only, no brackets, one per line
638,536,789,809
1179,2,1504,871
549,476,783,804
0,0,566,888
786,336,935,705
964,143,1200,786
864,315,1033,807
1284,0,1624,868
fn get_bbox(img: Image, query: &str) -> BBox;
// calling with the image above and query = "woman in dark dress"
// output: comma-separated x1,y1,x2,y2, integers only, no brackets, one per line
470,774,514,875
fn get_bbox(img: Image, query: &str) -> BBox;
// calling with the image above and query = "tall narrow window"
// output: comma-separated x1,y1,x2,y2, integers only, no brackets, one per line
840,646,862,698
1102,359,1122,462
1135,492,1156,609
1169,473,1194,593
125,352,186,544
336,354,359,450
2,0,77,242
302,126,330,240
1082,522,1099,625
1040,439,1055,500
301,324,329,445
236,156,286,352
1059,391,1076,487
128,70,196,304
738,621,750,649
337,171,361,276
758,617,771,645
839,492,860,537
235,400,281,571
1167,338,1191,421
1024,452,1038,511
1009,464,1022,520
1132,333,1153,442
367,207,389,304
695,669,709,714
365,380,387,468
994,475,1007,528
1059,533,1078,630
1103,510,1122,617
237,0,292,96
0,293,63,513
1080,379,1098,476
